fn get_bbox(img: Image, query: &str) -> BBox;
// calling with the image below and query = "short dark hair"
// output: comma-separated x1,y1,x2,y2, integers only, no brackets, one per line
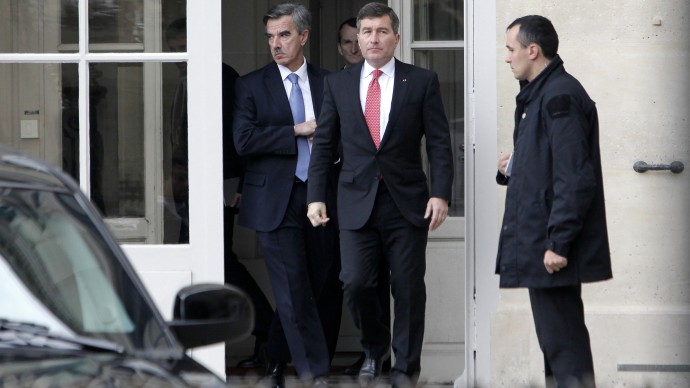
357,2,399,35
338,17,357,42
507,15,559,60
263,3,311,34
166,18,186,42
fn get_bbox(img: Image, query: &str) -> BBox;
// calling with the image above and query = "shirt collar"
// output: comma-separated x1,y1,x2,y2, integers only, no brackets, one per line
362,57,395,79
278,57,308,82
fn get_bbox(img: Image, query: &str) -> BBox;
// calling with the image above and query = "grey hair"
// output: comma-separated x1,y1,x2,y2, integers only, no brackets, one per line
356,2,399,34
263,3,311,34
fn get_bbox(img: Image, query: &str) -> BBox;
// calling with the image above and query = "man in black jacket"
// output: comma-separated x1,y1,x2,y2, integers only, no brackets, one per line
496,15,612,388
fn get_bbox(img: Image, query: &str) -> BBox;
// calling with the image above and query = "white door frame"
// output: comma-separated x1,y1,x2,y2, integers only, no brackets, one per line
462,0,500,387
123,0,226,376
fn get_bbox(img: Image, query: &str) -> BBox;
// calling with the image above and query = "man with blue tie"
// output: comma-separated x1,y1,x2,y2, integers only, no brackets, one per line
308,3,454,387
233,3,341,387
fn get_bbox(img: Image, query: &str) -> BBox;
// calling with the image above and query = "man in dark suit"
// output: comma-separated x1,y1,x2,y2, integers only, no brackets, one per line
232,3,341,387
307,3,454,387
335,16,392,378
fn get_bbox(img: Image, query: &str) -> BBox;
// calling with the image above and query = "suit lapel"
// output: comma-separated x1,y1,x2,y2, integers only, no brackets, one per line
381,59,411,148
345,62,368,131
307,64,322,116
264,63,292,121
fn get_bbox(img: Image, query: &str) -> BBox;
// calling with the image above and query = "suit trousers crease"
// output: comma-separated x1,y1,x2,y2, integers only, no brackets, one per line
528,285,595,387
340,182,428,376
257,182,339,379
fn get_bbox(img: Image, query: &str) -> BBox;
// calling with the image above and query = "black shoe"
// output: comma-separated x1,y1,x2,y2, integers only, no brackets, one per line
358,357,383,388
390,371,417,388
344,353,365,376
266,360,286,388
237,339,266,368
236,353,265,368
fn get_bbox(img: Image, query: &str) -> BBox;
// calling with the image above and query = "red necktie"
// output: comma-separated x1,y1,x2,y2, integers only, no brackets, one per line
365,69,382,148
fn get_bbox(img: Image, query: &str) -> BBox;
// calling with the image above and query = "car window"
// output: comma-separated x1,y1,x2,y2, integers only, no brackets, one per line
0,188,172,351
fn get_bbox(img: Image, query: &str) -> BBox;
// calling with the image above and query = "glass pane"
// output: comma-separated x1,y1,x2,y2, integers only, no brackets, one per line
75,62,187,245
62,64,80,181
89,63,145,220
0,63,77,168
413,0,464,41
0,0,186,54
0,0,75,53
163,61,189,244
414,49,464,216
78,0,187,53
88,0,144,45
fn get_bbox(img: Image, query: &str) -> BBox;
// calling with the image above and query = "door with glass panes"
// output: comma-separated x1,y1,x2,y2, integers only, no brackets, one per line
221,0,468,383
0,0,227,375
0,0,192,245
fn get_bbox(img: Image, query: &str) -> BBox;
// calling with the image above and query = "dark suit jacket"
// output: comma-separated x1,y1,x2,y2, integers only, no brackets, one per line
223,63,243,180
308,59,453,230
233,62,337,232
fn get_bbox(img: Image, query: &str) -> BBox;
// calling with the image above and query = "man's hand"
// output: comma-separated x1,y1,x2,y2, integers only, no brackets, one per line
229,193,241,208
498,152,511,176
294,119,317,138
544,249,568,274
424,197,448,231
307,202,330,227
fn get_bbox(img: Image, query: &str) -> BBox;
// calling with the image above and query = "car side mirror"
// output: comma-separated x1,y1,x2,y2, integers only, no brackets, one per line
168,283,254,349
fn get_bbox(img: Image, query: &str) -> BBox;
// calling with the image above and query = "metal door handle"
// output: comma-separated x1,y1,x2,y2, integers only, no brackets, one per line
633,161,684,174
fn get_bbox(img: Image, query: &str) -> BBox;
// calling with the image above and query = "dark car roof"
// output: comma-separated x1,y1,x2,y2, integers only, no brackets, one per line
0,146,71,191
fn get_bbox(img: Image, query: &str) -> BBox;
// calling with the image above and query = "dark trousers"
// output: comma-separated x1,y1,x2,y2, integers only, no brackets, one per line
224,206,273,341
340,182,427,381
529,285,596,388
257,181,341,378
266,213,343,365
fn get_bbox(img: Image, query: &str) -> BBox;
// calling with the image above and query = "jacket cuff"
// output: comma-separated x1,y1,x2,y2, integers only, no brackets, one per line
545,239,570,258
496,171,509,186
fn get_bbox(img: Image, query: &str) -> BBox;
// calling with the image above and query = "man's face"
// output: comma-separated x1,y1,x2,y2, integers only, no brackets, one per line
505,25,534,81
266,15,308,72
357,15,399,69
338,24,362,66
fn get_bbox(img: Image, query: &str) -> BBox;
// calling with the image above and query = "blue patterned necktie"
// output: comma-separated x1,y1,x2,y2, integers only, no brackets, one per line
288,73,310,182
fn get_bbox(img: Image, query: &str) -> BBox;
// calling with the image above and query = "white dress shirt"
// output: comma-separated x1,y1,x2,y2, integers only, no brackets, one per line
278,59,316,150
360,58,395,140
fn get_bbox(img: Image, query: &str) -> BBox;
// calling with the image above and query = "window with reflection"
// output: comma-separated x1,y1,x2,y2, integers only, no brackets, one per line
61,0,187,53
413,0,464,41
0,0,73,53
0,0,188,244
87,63,146,220
414,49,464,216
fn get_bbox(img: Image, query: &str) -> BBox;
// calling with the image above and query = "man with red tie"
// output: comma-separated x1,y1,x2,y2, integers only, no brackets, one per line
307,3,453,387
